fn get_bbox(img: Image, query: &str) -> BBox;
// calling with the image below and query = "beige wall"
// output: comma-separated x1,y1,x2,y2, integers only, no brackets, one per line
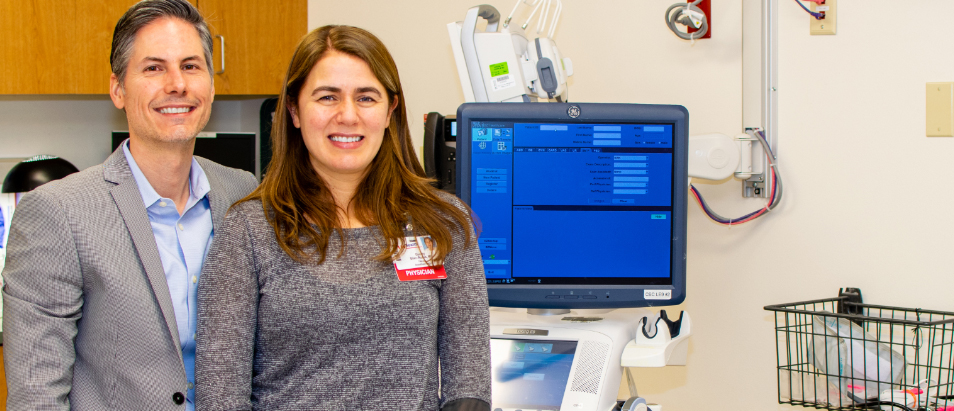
310,1,954,410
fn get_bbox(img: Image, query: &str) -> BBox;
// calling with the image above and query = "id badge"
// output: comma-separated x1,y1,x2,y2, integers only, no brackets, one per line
393,235,446,281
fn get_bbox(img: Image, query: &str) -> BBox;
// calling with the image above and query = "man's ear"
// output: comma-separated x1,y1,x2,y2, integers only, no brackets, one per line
287,101,301,128
109,73,125,110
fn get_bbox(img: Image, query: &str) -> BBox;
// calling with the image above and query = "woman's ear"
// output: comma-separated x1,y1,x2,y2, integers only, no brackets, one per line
287,102,301,129
385,96,399,125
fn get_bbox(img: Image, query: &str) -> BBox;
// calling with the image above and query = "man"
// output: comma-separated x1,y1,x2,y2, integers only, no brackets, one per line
2,0,257,409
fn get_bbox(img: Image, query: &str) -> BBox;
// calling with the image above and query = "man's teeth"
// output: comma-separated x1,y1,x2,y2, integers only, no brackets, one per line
330,136,362,143
159,107,190,114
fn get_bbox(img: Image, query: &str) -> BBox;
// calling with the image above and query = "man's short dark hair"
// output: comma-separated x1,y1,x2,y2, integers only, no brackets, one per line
110,0,214,85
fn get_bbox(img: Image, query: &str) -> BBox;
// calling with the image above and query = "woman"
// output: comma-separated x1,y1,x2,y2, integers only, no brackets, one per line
195,25,490,411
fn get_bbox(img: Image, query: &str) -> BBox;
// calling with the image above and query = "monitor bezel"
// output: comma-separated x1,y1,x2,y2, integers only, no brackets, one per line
456,102,688,309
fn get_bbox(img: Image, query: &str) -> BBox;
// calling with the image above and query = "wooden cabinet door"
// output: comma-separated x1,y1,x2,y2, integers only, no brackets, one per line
198,0,306,95
0,0,143,94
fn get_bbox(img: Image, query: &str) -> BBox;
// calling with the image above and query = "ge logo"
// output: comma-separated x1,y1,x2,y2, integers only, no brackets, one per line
567,105,581,118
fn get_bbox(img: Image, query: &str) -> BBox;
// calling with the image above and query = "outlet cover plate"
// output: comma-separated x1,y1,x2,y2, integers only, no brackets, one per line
811,0,836,35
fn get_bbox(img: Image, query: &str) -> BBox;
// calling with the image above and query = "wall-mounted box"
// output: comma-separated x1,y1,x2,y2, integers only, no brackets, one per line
926,82,954,137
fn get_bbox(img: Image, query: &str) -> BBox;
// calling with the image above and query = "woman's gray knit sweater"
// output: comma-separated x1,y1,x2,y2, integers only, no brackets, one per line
195,197,491,410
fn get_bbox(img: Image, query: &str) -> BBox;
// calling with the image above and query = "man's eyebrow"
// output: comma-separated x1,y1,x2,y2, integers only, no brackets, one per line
141,56,168,64
139,55,203,65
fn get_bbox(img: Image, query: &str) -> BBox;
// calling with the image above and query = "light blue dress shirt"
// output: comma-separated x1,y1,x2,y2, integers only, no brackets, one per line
123,141,212,411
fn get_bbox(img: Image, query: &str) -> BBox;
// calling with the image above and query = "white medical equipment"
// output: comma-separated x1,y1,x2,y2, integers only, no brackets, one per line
445,0,784,406
447,2,573,103
490,308,689,411
686,129,769,181
447,2,767,191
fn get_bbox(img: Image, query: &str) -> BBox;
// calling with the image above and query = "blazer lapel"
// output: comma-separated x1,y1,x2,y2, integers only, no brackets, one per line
104,148,183,358
203,165,229,231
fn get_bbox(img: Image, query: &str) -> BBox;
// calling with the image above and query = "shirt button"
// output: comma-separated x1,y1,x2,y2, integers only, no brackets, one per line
159,201,167,207
192,276,197,284
178,223,184,231
172,392,185,405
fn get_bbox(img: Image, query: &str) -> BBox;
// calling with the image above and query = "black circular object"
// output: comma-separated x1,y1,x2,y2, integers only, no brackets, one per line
1,155,79,193
172,392,185,405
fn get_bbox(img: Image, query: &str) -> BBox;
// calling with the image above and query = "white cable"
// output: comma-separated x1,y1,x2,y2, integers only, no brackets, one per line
625,368,638,398
538,0,551,35
504,0,523,27
665,1,708,41
548,0,563,38
522,0,543,29
534,0,547,34
686,2,697,42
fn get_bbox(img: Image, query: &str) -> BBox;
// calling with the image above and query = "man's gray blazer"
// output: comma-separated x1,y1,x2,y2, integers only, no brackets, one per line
2,147,258,410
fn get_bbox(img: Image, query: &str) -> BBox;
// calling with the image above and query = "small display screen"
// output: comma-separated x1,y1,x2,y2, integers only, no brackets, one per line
490,338,579,411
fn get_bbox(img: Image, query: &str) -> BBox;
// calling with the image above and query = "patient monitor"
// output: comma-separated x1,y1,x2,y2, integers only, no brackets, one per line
455,102,690,410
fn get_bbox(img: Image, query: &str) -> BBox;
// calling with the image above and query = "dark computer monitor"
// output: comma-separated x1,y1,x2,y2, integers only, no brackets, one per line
456,103,689,309
423,112,457,194
111,131,257,177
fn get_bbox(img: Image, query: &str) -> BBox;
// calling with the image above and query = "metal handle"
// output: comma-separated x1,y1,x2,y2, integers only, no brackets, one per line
215,35,225,74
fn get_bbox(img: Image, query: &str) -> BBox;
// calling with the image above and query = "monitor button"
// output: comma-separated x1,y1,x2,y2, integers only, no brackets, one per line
582,295,597,299
563,295,579,299
545,295,561,299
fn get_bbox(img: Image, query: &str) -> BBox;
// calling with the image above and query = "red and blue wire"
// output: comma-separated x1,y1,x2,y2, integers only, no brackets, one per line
795,0,826,20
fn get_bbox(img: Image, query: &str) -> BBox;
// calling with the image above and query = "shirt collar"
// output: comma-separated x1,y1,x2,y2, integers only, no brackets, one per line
122,139,210,207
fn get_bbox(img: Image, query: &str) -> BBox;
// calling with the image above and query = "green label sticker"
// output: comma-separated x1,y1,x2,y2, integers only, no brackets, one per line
489,62,509,77
651,214,667,220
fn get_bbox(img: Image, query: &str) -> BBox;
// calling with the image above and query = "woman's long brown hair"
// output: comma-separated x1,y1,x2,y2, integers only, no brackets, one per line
239,25,472,264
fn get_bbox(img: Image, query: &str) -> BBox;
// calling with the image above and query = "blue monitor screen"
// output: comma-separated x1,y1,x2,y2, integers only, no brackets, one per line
457,103,688,309
473,122,673,283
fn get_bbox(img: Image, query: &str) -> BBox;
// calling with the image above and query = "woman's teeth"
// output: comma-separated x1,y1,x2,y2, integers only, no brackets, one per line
159,107,190,114
330,136,362,143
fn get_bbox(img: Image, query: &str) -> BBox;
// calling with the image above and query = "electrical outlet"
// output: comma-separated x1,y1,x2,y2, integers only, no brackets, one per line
810,0,836,35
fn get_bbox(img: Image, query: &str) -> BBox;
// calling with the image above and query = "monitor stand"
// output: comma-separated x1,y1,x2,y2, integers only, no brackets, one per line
490,307,689,411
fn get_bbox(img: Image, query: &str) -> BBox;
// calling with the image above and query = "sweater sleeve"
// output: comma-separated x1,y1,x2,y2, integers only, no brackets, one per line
196,204,259,410
437,204,492,407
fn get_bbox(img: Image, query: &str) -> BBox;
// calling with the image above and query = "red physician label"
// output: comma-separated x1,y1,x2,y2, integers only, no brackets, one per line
395,265,447,281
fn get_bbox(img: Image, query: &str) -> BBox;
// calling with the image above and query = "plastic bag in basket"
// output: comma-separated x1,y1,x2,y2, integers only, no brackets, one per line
808,313,906,400
778,369,855,407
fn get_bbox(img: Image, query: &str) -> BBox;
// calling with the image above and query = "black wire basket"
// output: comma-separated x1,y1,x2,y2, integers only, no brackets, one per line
764,288,954,411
